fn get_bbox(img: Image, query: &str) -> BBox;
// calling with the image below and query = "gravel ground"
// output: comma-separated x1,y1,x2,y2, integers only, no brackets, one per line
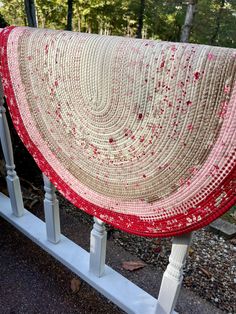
62,196,236,314
113,228,236,313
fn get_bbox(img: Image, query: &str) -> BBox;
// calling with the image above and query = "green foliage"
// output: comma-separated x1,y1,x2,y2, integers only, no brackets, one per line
144,0,186,41
0,0,235,47
36,0,67,29
73,0,129,35
0,0,26,26
191,0,236,47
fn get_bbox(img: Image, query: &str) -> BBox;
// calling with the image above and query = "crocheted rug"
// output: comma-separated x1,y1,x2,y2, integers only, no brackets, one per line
0,26,235,237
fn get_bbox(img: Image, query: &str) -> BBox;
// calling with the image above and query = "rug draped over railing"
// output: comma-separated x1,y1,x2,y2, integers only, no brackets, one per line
0,26,235,237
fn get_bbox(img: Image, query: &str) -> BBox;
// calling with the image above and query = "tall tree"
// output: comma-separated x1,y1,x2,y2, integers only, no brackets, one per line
66,0,73,31
210,0,225,45
24,0,37,27
180,0,198,42
136,0,146,38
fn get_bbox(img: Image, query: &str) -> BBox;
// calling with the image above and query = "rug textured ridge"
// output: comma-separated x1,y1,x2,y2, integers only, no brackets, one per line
0,26,235,237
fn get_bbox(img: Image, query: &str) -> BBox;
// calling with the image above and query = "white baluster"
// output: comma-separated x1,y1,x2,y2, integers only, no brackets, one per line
43,174,61,243
89,217,107,277
155,232,193,314
0,81,24,217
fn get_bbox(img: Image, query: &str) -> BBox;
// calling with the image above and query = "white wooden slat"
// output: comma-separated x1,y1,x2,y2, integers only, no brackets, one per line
89,217,107,277
43,174,61,243
0,82,24,217
155,232,192,314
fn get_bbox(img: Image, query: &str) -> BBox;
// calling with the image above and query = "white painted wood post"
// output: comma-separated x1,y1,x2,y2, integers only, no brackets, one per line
43,174,61,243
155,232,193,314
0,81,24,217
89,217,107,277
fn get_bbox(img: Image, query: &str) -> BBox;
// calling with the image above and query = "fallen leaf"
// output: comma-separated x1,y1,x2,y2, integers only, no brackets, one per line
70,278,81,293
122,260,146,271
188,247,194,256
199,267,212,279
29,198,39,209
21,177,41,192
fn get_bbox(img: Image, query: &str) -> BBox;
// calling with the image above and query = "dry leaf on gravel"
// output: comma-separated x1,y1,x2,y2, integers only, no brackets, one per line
188,247,194,256
70,278,81,293
199,267,212,279
122,260,146,271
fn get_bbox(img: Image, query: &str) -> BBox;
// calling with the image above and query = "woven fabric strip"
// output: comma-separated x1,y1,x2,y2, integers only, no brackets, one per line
0,26,235,237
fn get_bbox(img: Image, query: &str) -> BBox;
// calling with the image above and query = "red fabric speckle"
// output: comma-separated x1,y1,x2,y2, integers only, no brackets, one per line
187,124,194,131
194,72,200,80
45,44,49,54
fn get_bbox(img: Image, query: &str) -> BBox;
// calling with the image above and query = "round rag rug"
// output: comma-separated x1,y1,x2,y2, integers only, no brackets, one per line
0,26,235,237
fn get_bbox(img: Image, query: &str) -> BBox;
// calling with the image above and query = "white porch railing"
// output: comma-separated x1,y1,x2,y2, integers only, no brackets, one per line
0,95,192,314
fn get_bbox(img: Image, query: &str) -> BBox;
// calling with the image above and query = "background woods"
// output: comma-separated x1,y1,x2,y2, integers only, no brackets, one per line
0,0,235,47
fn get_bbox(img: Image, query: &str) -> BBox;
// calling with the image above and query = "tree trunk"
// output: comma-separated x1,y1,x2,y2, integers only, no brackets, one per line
136,0,145,39
24,0,37,27
67,0,73,31
78,15,81,32
210,0,225,45
180,0,198,43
